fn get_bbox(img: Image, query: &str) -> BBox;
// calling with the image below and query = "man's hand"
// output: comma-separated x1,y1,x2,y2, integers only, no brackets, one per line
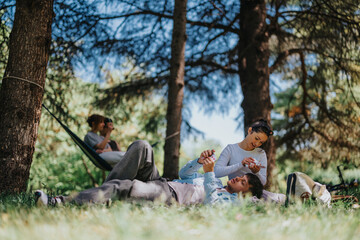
96,149,104,154
202,157,215,173
198,149,215,164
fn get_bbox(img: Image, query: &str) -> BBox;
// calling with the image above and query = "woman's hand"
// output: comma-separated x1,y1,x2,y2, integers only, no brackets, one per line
202,157,215,173
242,157,261,173
198,149,215,164
248,164,260,174
242,157,255,167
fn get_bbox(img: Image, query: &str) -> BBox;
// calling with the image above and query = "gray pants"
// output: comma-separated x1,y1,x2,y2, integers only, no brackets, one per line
65,140,171,205
105,140,160,182
67,179,174,205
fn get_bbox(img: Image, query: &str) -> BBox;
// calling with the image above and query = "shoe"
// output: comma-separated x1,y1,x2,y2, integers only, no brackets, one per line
35,190,63,207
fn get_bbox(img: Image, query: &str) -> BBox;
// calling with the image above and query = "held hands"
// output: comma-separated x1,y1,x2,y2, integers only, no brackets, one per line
198,149,216,173
202,157,215,173
242,157,262,174
96,147,112,153
198,149,215,164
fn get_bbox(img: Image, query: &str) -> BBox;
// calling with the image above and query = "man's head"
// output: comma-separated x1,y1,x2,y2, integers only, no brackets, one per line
245,173,263,199
100,118,114,136
226,173,263,199
104,118,113,127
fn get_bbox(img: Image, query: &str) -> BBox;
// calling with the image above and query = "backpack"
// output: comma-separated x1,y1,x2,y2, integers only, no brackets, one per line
285,172,331,207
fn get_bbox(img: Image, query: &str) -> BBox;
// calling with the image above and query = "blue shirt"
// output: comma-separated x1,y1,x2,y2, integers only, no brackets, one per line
173,159,239,205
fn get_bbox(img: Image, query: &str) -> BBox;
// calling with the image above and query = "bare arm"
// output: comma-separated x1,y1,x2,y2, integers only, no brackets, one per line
95,127,113,150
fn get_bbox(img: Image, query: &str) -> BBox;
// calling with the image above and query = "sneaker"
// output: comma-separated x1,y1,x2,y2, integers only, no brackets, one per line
35,190,63,207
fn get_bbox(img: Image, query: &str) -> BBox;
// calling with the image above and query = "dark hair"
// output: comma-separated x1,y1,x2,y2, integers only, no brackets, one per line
87,114,105,128
245,173,263,199
250,119,273,137
104,118,113,124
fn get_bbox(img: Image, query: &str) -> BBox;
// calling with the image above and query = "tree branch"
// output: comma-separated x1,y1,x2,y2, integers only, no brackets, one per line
81,157,99,187
187,59,238,74
97,9,239,33
0,4,15,11
299,52,359,151
269,48,304,73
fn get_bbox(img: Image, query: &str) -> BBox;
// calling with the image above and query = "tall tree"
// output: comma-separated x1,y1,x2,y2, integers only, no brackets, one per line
0,0,54,193
238,0,275,187
163,0,188,179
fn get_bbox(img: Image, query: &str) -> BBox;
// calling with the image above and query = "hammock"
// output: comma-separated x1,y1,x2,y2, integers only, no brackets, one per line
42,104,113,171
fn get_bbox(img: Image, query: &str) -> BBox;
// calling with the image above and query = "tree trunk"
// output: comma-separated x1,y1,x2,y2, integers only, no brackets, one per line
0,0,54,193
163,0,187,179
238,0,275,188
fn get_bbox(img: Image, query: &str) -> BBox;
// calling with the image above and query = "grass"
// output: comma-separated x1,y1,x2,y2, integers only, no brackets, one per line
0,193,359,240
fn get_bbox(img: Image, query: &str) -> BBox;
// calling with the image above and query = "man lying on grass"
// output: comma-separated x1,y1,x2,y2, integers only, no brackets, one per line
36,140,263,206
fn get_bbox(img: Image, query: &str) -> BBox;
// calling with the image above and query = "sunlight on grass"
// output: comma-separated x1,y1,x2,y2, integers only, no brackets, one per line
0,198,359,240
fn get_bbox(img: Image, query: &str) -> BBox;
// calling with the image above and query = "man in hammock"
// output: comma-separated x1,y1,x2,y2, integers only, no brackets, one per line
100,118,122,151
35,140,263,206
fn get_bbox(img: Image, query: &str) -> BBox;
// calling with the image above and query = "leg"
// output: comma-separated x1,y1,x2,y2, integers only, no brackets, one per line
64,179,134,205
69,179,173,205
105,140,160,182
129,180,174,204
35,179,134,206
72,180,176,205
36,179,174,206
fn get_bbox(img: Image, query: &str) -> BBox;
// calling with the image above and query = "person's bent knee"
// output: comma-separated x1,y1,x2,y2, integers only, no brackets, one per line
130,140,151,150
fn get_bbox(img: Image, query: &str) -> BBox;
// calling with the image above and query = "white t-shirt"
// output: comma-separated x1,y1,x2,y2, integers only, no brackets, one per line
214,143,267,185
84,131,111,149
84,131,125,167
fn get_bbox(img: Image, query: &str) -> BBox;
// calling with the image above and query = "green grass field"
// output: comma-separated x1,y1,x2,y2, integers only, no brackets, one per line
0,194,359,240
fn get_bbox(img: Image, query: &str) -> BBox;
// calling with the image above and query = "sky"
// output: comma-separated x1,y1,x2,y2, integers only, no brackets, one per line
182,104,244,154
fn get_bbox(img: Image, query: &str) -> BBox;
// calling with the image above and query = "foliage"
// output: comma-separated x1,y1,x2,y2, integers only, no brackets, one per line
273,58,360,167
0,10,10,80
269,0,360,166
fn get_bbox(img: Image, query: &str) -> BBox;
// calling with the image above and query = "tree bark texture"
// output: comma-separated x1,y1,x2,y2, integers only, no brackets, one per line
163,0,187,179
0,0,54,193
238,0,275,188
